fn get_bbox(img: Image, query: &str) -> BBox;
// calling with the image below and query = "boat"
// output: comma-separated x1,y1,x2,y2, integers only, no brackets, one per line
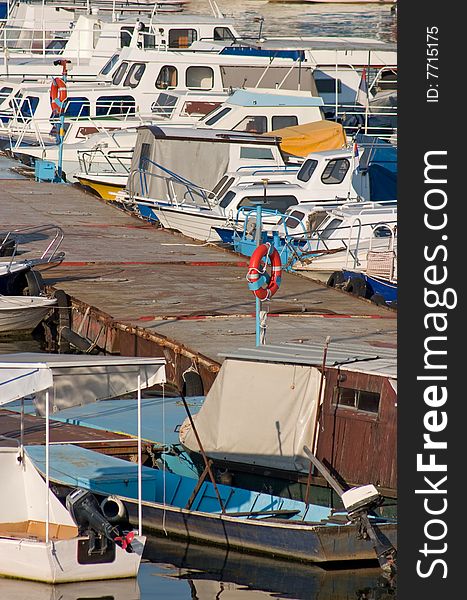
0,353,167,583
27,442,397,566
0,294,57,334
0,224,65,296
73,88,333,195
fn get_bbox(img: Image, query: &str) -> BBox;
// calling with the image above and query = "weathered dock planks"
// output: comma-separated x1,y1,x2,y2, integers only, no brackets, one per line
0,179,396,391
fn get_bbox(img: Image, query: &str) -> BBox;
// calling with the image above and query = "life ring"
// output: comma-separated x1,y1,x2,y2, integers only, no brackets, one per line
50,77,67,114
246,243,282,301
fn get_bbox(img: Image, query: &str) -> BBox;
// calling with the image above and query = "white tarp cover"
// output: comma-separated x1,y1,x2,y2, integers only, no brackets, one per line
0,367,53,406
180,359,322,473
129,128,230,199
0,354,166,415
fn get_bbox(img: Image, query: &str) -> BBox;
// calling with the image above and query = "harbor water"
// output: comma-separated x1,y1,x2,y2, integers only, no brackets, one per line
0,1,397,598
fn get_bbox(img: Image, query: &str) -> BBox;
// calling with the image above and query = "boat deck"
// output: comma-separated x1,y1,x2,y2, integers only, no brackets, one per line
0,179,396,390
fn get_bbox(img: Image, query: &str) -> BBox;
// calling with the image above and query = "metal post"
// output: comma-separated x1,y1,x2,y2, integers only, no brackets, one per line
137,373,142,535
45,389,50,544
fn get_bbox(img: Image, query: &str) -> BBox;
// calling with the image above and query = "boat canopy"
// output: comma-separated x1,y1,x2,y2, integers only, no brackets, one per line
180,358,322,473
268,120,346,157
128,125,281,199
0,353,166,414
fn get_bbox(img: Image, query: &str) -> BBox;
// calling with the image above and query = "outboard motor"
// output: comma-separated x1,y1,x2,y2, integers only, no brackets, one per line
66,488,134,555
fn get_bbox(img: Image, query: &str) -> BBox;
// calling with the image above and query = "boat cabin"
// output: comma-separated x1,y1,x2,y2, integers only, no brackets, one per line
128,125,286,202
180,342,397,498
198,89,324,134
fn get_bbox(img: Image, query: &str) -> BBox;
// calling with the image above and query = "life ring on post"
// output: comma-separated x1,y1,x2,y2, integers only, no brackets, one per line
246,243,282,301
50,77,67,115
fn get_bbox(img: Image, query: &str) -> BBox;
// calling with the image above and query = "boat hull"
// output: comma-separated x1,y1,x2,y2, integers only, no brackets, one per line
0,534,145,584
123,497,396,564
77,176,126,200
0,296,56,333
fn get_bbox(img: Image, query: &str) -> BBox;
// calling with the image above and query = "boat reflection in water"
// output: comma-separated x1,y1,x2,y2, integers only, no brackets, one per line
0,578,140,600
143,534,397,600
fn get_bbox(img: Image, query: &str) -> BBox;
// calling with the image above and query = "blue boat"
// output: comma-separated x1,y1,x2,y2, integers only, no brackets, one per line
28,444,397,565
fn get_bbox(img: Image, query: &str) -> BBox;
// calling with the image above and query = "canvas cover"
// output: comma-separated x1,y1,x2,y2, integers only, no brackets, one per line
268,120,346,157
180,359,323,473
129,128,231,200
0,354,166,414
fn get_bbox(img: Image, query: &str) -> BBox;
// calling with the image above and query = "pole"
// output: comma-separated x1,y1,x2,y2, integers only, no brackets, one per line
57,62,68,182
179,392,225,513
137,373,142,535
304,336,331,506
255,200,262,347
45,389,50,544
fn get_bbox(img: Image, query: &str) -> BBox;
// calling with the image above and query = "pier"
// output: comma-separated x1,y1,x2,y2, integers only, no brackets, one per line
1,178,397,392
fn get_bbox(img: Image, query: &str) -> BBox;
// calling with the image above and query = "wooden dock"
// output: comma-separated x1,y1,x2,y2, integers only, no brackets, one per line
0,179,397,391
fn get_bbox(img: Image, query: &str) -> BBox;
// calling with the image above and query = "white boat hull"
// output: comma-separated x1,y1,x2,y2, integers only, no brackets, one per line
0,447,145,584
146,203,279,243
0,296,56,333
0,534,145,584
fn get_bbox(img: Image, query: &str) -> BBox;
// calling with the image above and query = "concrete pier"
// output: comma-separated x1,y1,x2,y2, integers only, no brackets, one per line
1,179,396,391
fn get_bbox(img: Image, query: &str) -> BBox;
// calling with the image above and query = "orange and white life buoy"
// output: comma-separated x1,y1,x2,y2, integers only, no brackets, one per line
246,243,282,301
50,77,67,114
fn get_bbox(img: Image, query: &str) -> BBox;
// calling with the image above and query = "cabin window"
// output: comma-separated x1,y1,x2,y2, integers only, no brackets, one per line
0,86,13,107
209,176,235,201
239,146,274,161
182,101,221,117
168,28,197,48
233,115,267,134
219,190,236,209
297,159,318,182
374,225,393,238
142,32,156,49
214,27,236,41
284,210,305,230
156,65,178,90
112,61,129,85
239,195,298,213
64,97,90,118
120,27,134,48
204,106,232,126
19,96,39,118
272,115,298,130
151,92,178,116
96,95,135,116
139,142,151,170
124,62,146,88
320,218,343,240
321,158,350,184
315,77,342,94
100,54,120,76
46,38,67,53
186,66,214,90
334,387,381,414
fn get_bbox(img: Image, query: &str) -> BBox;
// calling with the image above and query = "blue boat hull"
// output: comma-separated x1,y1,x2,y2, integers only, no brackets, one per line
28,445,396,564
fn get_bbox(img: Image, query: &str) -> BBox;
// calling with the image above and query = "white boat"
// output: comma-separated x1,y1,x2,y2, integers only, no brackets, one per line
0,353,167,583
0,295,57,334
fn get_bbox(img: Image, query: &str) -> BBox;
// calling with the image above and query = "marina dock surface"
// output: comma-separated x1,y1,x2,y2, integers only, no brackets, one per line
1,179,396,390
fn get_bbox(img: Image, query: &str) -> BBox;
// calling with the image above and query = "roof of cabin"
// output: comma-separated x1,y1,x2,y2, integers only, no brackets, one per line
140,125,280,145
226,89,323,107
221,342,397,378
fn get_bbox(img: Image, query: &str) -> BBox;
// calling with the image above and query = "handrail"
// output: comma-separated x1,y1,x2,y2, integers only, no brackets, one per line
1,224,65,272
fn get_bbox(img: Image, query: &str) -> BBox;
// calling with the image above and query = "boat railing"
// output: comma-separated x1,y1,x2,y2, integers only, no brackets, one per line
127,160,221,209
4,100,144,151
0,224,65,272
78,146,132,175
323,101,397,141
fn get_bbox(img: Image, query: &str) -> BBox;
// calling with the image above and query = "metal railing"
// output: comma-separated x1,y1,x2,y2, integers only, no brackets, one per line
0,224,65,273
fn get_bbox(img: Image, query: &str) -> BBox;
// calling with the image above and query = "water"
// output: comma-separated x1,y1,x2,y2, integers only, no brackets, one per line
191,0,397,42
0,2,396,597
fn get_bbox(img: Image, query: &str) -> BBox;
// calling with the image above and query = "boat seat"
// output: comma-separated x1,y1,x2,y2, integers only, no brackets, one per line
0,520,78,541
